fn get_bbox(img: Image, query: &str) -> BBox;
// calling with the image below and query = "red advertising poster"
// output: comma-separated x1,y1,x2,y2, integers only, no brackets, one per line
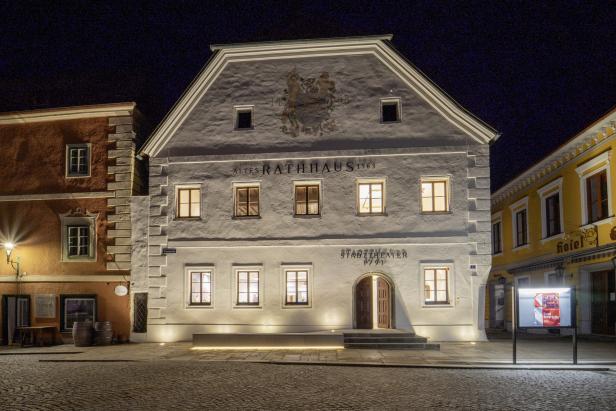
542,293,560,327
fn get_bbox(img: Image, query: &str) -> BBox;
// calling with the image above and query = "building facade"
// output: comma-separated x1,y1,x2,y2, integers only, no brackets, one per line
133,36,498,342
0,103,144,344
488,108,616,336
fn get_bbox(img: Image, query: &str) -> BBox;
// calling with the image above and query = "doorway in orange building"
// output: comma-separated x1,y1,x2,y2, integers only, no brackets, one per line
1,295,30,345
354,273,393,329
591,270,616,335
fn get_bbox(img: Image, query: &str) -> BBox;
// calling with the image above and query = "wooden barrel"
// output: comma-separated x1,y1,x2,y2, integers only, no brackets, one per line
72,322,93,347
94,321,113,346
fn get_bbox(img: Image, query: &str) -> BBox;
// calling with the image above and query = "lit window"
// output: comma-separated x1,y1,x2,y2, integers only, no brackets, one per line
67,225,90,257
424,268,449,305
177,188,201,218
190,271,211,305
235,106,253,130
358,181,384,214
515,209,528,247
492,221,502,254
586,170,608,223
66,144,90,177
235,186,260,217
285,270,309,305
421,179,448,212
295,184,320,215
381,99,400,123
237,270,259,305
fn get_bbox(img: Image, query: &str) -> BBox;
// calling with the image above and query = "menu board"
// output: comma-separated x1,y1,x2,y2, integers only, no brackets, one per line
517,288,573,328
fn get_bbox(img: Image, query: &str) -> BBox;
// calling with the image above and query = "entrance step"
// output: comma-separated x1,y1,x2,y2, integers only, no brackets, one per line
343,332,440,350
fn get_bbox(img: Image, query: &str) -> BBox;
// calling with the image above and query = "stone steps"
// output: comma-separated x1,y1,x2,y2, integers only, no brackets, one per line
343,332,440,350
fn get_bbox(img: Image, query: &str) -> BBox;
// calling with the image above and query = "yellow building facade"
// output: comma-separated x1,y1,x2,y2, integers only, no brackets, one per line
488,108,616,336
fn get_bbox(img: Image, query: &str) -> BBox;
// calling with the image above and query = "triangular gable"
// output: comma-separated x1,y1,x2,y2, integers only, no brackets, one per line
140,35,498,157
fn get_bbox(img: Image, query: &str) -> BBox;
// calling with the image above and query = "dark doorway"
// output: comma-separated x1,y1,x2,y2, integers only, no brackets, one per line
355,277,372,329
591,270,616,335
1,295,31,345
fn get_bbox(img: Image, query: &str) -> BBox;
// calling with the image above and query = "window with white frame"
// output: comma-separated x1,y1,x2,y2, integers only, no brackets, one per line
537,178,563,239
234,184,260,217
234,106,254,130
294,182,320,216
237,270,260,305
380,98,400,123
66,144,90,177
285,269,309,305
60,211,97,261
176,186,201,218
576,151,612,225
421,177,450,213
423,267,450,305
189,270,212,305
509,197,529,249
357,179,385,214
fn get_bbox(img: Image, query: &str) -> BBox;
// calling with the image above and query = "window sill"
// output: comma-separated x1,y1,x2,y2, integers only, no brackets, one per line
540,232,565,244
580,215,615,229
232,215,261,220
293,214,321,219
356,212,388,217
62,257,96,263
283,303,311,309
420,211,452,215
66,175,91,179
492,252,503,257
422,302,454,308
186,304,213,309
233,304,262,309
512,244,530,252
174,217,202,221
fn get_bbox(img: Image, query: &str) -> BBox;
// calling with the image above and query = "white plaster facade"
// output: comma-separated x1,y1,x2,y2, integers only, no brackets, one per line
132,36,497,342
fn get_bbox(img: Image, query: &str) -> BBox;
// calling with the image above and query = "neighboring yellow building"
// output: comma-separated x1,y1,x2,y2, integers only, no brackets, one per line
487,108,616,336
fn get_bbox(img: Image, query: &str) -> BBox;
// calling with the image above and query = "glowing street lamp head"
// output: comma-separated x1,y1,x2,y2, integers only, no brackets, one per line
4,242,14,259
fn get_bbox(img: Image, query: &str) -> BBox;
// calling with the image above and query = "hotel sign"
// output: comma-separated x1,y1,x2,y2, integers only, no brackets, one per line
340,248,408,266
233,158,376,176
556,227,597,254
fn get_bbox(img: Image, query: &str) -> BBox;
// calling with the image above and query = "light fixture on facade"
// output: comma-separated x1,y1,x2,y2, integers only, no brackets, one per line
555,263,565,281
3,242,20,275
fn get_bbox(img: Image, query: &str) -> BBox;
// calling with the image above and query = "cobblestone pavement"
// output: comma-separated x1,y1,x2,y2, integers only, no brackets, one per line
1,356,615,410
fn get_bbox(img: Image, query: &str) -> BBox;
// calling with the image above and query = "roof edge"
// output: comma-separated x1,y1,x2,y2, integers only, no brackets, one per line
210,34,394,51
0,102,137,125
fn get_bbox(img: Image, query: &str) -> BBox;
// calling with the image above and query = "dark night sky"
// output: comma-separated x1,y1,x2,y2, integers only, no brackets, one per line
1,1,614,191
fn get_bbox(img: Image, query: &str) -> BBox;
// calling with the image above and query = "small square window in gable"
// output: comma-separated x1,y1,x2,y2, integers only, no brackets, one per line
381,99,400,123
235,107,253,130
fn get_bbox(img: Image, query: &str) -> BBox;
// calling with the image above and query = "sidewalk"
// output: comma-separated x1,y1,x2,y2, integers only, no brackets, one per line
1,338,615,370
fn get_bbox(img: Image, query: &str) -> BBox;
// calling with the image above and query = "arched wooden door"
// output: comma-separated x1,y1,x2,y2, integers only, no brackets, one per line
355,277,372,329
377,277,391,329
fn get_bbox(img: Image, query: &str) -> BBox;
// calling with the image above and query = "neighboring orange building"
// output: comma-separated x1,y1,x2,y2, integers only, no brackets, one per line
0,103,144,344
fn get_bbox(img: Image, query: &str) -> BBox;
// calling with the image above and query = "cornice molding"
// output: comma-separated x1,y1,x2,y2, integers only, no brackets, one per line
0,191,114,202
0,102,136,125
140,37,497,157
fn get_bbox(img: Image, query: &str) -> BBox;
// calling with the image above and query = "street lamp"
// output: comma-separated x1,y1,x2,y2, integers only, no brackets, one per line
3,242,20,276
555,263,565,281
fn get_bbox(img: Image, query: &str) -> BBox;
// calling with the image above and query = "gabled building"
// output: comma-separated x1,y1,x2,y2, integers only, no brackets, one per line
488,108,616,336
133,35,498,342
0,103,145,344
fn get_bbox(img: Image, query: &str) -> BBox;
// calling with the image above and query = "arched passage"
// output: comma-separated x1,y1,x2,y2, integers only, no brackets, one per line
353,272,394,329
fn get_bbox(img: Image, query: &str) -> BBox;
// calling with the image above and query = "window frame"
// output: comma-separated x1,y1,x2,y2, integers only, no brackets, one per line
420,176,451,213
537,177,564,241
60,212,97,262
380,98,401,123
65,143,91,178
233,266,263,308
175,185,202,219
59,294,97,332
281,265,313,308
509,196,529,250
356,178,386,216
491,211,503,256
186,267,214,308
293,180,321,217
420,263,454,308
233,105,254,130
233,182,261,218
515,275,531,288
576,151,613,226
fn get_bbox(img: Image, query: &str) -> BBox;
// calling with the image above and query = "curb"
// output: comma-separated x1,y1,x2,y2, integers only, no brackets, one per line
257,360,612,371
39,359,140,363
0,351,83,356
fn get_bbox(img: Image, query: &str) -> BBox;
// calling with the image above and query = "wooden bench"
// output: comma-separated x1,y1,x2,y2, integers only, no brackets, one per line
17,326,58,347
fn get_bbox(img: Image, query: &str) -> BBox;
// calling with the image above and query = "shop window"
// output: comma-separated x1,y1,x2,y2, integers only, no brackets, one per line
60,295,96,332
66,144,90,177
357,180,385,215
421,178,449,212
294,184,320,216
176,187,201,218
234,185,260,217
424,268,450,305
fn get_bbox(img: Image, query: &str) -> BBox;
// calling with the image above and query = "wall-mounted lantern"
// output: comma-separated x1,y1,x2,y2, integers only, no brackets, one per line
3,242,20,276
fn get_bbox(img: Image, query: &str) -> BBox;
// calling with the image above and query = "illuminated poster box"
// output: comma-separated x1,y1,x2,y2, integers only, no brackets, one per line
517,288,573,328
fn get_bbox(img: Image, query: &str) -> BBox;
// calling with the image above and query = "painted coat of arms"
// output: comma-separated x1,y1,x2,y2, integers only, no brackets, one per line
277,69,349,137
